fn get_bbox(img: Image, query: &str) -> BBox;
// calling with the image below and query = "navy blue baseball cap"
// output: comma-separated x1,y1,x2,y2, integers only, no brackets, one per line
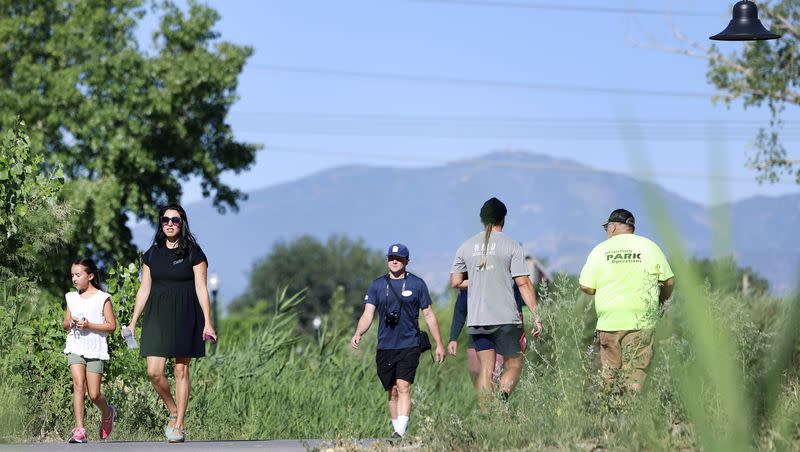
386,243,410,259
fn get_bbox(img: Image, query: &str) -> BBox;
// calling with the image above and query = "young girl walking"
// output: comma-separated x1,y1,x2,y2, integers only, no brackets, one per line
62,258,117,443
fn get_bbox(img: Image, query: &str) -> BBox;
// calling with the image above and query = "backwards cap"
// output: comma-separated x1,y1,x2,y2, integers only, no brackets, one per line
480,197,507,225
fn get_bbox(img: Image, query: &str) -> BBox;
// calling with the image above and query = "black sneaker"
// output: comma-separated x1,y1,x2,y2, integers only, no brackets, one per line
392,431,403,438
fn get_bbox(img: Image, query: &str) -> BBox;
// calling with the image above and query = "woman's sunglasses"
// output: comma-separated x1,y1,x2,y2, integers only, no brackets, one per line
160,216,182,226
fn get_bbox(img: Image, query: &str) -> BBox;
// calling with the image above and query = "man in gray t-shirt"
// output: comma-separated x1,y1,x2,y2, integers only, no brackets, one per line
452,231,527,327
451,197,542,411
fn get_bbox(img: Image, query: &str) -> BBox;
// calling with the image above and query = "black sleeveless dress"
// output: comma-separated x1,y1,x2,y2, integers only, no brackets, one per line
139,244,207,358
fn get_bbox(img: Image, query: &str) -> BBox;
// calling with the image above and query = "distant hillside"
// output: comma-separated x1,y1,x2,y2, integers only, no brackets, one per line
132,151,800,305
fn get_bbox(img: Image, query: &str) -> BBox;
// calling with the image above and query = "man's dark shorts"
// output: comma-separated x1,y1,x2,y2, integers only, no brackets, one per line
469,323,523,356
376,346,421,391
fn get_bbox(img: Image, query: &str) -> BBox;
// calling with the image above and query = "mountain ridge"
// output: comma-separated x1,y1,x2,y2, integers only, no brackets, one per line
132,151,799,304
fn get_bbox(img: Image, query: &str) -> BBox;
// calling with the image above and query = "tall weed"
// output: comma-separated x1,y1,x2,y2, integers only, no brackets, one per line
2,259,797,448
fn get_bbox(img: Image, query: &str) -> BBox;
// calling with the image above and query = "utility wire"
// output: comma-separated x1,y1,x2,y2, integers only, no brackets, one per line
242,129,799,141
230,112,800,141
230,111,799,126
260,145,796,184
409,0,720,17
248,64,713,98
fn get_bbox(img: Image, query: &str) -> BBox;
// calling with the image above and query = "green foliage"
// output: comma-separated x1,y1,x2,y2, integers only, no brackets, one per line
0,121,67,272
189,286,472,441
687,256,770,295
0,0,258,287
419,277,797,451
0,273,474,442
0,379,26,443
0,122,71,441
0,271,74,441
0,121,62,239
2,267,800,447
223,287,308,336
0,147,794,448
103,259,166,438
620,149,800,451
0,258,151,441
707,0,800,183
419,276,688,450
230,235,387,327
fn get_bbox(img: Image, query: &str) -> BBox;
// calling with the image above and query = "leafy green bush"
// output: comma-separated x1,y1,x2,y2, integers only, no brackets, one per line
187,286,473,440
3,265,799,448
229,235,387,329
1,219,797,448
0,121,72,442
0,257,163,442
417,275,797,451
0,121,63,243
0,379,27,443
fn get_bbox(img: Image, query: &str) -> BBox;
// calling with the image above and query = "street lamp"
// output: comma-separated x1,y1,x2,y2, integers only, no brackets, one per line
208,273,220,352
710,1,780,41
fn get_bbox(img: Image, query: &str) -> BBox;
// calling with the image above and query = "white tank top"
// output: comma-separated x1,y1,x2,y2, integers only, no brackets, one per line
63,290,111,360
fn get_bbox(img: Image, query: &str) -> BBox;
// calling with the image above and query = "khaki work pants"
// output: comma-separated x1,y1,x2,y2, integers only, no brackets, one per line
597,329,654,392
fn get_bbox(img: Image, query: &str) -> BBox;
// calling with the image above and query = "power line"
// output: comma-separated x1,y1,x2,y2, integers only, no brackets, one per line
238,129,798,141
229,112,800,141
260,145,797,184
230,111,799,126
248,64,714,98
242,128,799,141
409,0,720,17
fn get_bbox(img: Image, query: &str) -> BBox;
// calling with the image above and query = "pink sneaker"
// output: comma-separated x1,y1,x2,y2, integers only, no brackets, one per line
100,404,116,440
68,426,87,443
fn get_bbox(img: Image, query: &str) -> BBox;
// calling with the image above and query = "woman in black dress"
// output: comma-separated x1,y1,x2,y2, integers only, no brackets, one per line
127,204,216,443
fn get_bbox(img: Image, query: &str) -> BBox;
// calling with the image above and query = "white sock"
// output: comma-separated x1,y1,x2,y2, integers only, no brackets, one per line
396,415,409,436
391,418,398,432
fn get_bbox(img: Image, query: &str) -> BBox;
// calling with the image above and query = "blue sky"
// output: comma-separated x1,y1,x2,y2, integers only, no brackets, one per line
144,0,799,206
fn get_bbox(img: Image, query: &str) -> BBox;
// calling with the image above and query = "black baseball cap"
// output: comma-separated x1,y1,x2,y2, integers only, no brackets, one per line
480,197,507,224
603,208,635,227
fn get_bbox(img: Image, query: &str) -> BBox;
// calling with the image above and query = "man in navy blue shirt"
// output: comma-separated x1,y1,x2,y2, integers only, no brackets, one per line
351,243,445,438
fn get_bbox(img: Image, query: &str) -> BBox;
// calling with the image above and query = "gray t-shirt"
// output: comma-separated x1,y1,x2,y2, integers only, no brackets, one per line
451,231,529,327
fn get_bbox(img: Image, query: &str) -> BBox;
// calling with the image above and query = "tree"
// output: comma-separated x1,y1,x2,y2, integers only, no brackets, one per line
705,1,799,182
0,121,69,275
0,1,258,282
0,123,72,433
687,256,769,295
230,235,387,324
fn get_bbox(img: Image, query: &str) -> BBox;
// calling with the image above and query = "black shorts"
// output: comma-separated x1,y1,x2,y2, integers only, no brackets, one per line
470,324,524,356
376,347,421,391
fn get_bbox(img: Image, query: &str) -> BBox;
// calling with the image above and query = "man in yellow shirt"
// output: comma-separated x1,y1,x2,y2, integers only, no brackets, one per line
579,208,674,392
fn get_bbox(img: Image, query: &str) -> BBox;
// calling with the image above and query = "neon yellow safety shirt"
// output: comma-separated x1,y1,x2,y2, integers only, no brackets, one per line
579,233,673,331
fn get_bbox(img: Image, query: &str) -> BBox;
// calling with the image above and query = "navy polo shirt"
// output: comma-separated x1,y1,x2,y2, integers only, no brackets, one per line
364,273,432,350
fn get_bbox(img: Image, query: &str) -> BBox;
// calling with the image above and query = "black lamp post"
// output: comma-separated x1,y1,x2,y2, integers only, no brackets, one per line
710,1,781,41
209,273,220,353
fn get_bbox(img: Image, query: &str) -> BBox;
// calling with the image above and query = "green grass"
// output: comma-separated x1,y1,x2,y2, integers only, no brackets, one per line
2,265,799,450
0,380,27,443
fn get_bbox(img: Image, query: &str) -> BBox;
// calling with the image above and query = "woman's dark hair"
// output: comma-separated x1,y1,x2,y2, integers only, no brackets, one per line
152,204,199,258
72,258,102,290
478,197,507,270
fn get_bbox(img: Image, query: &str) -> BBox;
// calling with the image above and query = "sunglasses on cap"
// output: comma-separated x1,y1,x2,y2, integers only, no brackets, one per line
160,216,182,225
